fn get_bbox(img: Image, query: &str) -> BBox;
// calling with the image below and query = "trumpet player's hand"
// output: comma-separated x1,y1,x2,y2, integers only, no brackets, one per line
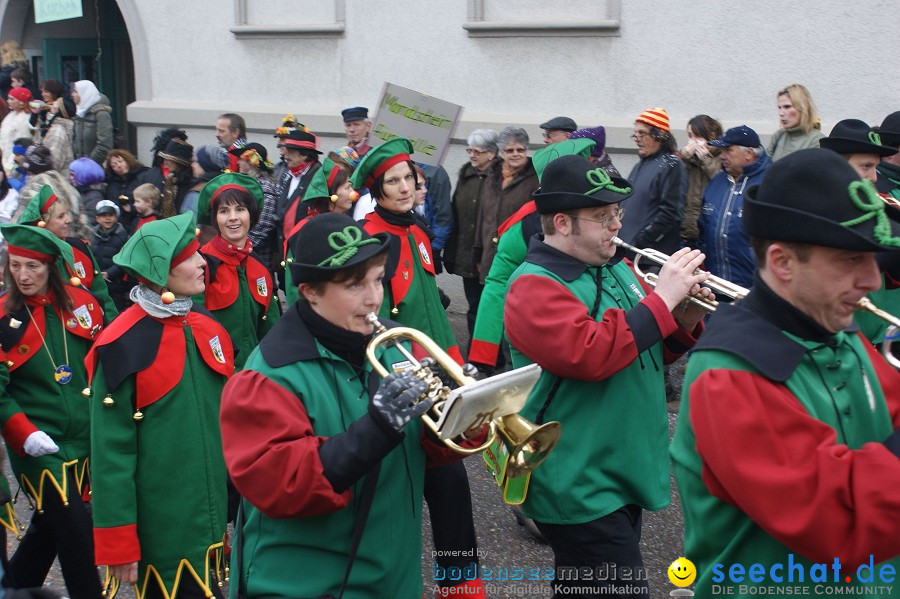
371,371,432,434
674,285,715,330
419,358,483,389
654,247,709,312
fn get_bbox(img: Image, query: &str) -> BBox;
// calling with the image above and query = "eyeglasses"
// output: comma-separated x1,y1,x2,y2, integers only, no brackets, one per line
569,207,625,228
502,147,527,155
466,148,487,155
631,131,649,141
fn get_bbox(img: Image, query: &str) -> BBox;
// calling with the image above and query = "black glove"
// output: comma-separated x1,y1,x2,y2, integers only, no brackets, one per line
433,250,444,274
419,358,483,389
370,371,431,434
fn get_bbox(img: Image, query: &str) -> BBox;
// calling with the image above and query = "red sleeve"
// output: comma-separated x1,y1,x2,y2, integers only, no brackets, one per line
689,368,900,567
504,274,677,381
220,370,351,519
420,424,490,467
94,524,140,565
2,412,38,457
858,332,900,428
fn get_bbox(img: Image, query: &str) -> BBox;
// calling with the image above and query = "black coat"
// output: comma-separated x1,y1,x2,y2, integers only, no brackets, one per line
90,222,130,293
106,165,149,232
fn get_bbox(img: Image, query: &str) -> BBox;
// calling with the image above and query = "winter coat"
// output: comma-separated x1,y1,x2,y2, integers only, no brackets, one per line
473,158,538,284
37,115,74,175
0,110,32,174
78,183,106,221
620,149,687,256
105,164,148,232
72,94,114,164
90,222,129,293
766,126,825,162
14,170,90,238
0,61,26,99
680,148,721,242
444,160,495,278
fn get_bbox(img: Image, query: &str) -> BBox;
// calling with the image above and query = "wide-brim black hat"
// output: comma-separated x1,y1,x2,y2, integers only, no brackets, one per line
745,148,900,252
157,139,194,166
878,111,900,147
819,119,897,158
229,142,272,173
278,129,321,154
289,212,391,283
532,155,633,214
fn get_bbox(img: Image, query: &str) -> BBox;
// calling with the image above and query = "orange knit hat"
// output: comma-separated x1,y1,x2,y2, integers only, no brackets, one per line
636,107,670,132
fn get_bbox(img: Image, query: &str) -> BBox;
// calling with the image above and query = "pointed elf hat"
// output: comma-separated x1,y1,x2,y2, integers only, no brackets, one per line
113,213,200,287
1,222,75,270
17,185,61,226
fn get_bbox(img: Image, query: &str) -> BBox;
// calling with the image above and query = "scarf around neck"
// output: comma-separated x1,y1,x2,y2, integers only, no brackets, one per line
374,204,415,226
130,285,193,318
210,234,252,265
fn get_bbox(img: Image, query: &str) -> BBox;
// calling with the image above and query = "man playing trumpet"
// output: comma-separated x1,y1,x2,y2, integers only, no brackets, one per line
504,155,710,598
671,149,900,598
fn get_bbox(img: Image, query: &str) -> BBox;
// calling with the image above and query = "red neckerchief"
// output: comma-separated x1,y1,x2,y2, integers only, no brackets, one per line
362,210,435,307
3,288,104,372
289,162,311,177
86,305,233,410
201,238,273,312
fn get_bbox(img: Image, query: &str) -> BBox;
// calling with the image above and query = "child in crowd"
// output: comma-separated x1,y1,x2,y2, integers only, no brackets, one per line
131,182,160,232
8,136,29,190
90,199,131,312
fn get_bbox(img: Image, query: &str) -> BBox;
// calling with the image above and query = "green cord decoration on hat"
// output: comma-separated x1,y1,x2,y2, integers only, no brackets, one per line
869,131,883,146
317,226,380,267
839,180,900,248
586,168,632,196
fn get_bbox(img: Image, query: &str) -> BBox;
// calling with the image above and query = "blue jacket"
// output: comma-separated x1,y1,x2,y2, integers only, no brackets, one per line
697,151,772,289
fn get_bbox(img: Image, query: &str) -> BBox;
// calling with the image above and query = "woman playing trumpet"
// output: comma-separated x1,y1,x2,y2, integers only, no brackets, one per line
220,213,481,598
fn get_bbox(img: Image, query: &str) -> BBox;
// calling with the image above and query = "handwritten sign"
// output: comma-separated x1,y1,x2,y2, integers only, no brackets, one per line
369,82,462,167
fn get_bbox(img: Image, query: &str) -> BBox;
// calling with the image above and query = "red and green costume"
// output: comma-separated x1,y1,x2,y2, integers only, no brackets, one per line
198,236,279,370
469,201,537,366
87,303,234,598
505,241,700,524
363,209,462,364
0,287,103,510
221,304,465,598
670,279,900,598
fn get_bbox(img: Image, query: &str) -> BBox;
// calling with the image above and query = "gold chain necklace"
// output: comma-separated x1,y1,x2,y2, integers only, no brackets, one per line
23,302,71,385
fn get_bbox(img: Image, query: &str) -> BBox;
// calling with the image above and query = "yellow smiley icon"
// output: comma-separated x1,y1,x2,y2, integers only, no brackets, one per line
668,557,697,587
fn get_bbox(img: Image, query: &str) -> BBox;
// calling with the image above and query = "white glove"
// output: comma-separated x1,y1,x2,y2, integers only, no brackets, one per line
23,431,59,457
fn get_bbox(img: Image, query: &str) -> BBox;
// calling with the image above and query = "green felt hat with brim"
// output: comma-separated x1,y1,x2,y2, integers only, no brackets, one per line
531,138,596,182
113,213,199,287
196,173,264,226
17,185,62,226
1,223,74,271
349,138,415,191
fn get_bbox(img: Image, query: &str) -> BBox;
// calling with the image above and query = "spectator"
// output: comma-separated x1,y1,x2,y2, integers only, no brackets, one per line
876,111,900,201
271,114,300,190
142,127,189,190
444,129,499,342
103,148,148,232
539,116,577,144
415,162,453,269
8,136,30,190
182,144,223,225
155,138,194,217
341,106,372,157
0,41,28,99
767,83,825,161
473,126,538,285
215,112,246,172
34,80,75,174
131,182,161,232
680,114,722,245
0,87,33,174
620,107,687,256
68,156,106,220
697,125,772,292
9,67,38,100
71,80,113,164
89,199,130,312
570,125,621,176
0,157,19,273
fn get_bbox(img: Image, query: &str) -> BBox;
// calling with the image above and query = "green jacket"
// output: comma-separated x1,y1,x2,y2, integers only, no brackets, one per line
505,241,697,524
221,304,448,598
89,305,233,597
670,288,900,598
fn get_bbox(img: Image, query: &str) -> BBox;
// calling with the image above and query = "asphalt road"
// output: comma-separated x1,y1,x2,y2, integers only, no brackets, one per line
5,270,688,599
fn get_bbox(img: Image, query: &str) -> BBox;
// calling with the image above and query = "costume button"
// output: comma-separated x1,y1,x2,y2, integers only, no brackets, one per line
492,237,499,244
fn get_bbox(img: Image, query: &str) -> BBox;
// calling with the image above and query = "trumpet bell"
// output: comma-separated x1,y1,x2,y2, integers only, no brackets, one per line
496,414,561,478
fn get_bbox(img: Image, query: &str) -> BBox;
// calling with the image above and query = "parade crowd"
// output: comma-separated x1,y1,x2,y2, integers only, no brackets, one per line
0,35,898,599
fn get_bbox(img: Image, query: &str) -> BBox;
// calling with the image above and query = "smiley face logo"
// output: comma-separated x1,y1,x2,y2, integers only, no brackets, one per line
668,557,696,587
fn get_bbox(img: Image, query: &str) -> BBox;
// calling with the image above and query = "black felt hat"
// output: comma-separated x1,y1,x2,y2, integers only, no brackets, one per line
744,148,900,252
277,129,321,154
156,139,194,167
819,119,897,158
289,212,390,283
532,155,633,214
878,111,900,147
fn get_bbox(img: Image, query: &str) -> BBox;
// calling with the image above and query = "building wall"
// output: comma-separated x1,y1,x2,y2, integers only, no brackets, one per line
3,0,899,179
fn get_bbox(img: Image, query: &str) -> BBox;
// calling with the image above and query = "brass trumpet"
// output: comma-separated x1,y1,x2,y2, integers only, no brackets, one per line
856,297,900,369
365,314,560,468
611,236,750,312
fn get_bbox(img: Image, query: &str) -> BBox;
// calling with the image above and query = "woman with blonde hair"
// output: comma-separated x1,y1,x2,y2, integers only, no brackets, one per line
0,41,27,99
767,83,825,161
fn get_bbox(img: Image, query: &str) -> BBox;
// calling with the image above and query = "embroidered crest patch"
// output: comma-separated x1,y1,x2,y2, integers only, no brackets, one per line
73,261,87,278
210,335,226,364
417,241,432,266
256,276,268,297
73,305,92,329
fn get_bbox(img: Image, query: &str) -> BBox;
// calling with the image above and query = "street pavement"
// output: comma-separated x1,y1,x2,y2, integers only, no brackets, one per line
4,270,688,599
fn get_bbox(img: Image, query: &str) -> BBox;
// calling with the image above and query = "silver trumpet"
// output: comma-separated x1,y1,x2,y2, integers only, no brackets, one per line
856,297,900,369
611,236,750,312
